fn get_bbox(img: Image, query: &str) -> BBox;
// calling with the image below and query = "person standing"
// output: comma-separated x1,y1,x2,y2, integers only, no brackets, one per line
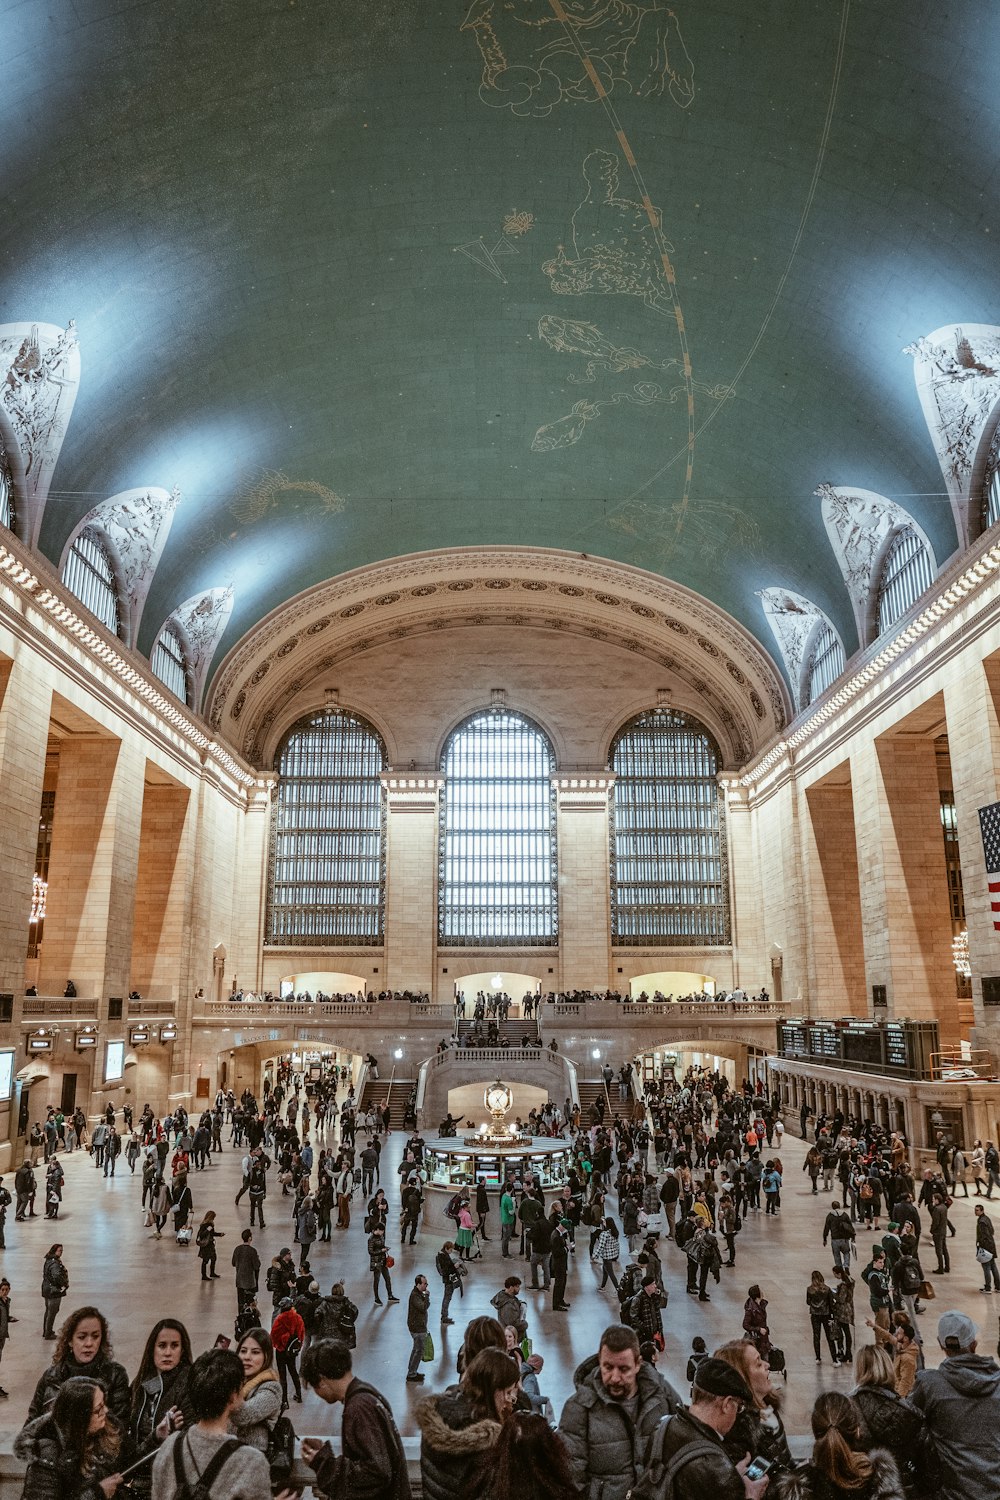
500,1181,517,1258
434,1243,462,1326
910,1310,1000,1500
930,1191,950,1274
550,1215,571,1311
974,1203,1000,1291
248,1155,267,1229
14,1159,36,1221
406,1275,430,1384
369,1227,398,1307
232,1228,261,1311
823,1200,855,1273
196,1211,224,1280
0,1177,10,1247
270,1297,305,1405
0,1278,11,1398
476,1176,491,1240
301,1338,411,1500
41,1244,68,1340
806,1270,840,1365
592,1216,622,1291
104,1128,121,1178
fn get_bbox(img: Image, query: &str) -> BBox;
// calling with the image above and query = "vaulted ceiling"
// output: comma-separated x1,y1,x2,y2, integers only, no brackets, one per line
4,0,999,698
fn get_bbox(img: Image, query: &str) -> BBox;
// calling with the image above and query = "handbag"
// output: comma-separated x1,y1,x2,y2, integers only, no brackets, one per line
521,1335,532,1358
918,1279,935,1300
286,1335,302,1356
976,1246,993,1263
385,1254,395,1268
143,1209,154,1227
422,1332,434,1361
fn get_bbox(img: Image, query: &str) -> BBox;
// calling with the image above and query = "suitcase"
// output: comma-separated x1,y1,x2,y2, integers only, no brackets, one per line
767,1345,787,1380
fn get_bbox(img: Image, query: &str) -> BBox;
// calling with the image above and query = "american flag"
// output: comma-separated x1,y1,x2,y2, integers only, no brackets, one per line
980,801,1000,931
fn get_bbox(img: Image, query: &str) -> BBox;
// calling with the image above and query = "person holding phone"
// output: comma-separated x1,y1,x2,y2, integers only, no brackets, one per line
641,1357,770,1500
125,1320,194,1499
714,1341,793,1479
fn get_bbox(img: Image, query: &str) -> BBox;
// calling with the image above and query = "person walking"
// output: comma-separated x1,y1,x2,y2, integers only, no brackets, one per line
974,1203,1000,1291
0,1278,11,1398
824,1200,856,1273
271,1297,305,1405
149,1177,170,1239
806,1269,840,1365
831,1266,855,1364
301,1338,411,1500
296,1196,317,1269
592,1216,621,1290
930,1191,950,1274
406,1274,430,1383
41,1244,68,1340
232,1228,261,1311
196,1210,224,1279
368,1227,398,1307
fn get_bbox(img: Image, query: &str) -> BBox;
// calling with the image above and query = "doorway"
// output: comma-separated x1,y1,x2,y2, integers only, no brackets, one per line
60,1074,77,1115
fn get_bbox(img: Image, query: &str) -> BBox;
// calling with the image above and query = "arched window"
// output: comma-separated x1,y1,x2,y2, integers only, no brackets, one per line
983,426,1000,532
876,526,934,635
0,437,14,533
805,622,845,705
266,710,386,945
439,710,557,945
150,623,190,705
610,709,729,945
61,526,122,636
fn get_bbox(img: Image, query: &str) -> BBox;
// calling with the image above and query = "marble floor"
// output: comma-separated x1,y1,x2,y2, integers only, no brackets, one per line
0,1120,996,1451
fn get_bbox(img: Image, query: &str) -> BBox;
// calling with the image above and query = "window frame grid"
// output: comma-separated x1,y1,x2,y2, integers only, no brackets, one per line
805,622,846,705
984,425,1000,533
61,526,122,638
0,438,13,533
150,624,190,705
876,526,934,636
609,709,730,946
438,709,558,947
265,710,386,947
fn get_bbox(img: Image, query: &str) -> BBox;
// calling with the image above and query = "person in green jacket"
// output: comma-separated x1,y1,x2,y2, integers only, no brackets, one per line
500,1185,517,1258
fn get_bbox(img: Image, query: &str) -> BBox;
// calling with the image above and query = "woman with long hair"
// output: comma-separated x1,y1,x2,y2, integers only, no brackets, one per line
16,1375,124,1500
851,1344,935,1498
742,1283,772,1359
592,1216,621,1290
806,1269,840,1365
41,1242,69,1339
419,1346,520,1500
469,1411,578,1500
125,1319,195,1498
28,1306,131,1427
714,1339,792,1476
231,1327,283,1450
195,1210,224,1279
775,1392,904,1500
456,1314,507,1377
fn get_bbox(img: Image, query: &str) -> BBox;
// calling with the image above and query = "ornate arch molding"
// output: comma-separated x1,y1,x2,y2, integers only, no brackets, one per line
816,484,935,648
159,588,235,714
0,404,29,544
205,549,790,770
0,320,81,548
757,588,846,715
59,487,180,647
904,323,1000,548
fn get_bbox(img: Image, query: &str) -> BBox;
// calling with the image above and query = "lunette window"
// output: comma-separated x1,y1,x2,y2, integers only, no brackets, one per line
876,526,934,635
805,622,845,705
61,527,122,637
150,624,190,705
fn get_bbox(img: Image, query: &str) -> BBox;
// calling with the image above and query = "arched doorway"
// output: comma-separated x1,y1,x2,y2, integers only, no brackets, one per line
634,1037,747,1088
278,970,367,1000
221,1039,361,1103
453,970,541,1018
629,970,717,999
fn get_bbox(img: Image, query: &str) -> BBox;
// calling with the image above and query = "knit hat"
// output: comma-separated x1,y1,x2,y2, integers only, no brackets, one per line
692,1357,753,1404
277,1297,293,1312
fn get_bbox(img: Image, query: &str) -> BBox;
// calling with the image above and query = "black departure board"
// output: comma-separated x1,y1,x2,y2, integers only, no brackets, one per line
775,1018,939,1080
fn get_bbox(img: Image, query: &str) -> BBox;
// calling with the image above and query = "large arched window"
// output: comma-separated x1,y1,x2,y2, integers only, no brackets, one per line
804,622,845,706
876,526,934,635
0,437,14,533
150,623,191,705
610,709,729,945
61,526,122,637
439,710,557,946
266,710,386,945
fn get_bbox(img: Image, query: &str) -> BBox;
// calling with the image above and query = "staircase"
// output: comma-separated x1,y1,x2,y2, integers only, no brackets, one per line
456,1018,540,1046
359,1077,417,1129
577,1079,618,1121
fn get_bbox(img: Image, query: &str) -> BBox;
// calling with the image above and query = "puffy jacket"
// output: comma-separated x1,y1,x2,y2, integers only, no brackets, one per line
28,1353,131,1427
14,1413,111,1500
489,1288,525,1331
270,1308,305,1352
417,1388,500,1500
724,1402,793,1477
775,1450,904,1500
40,1256,68,1301
910,1353,1000,1500
648,1407,745,1500
557,1352,682,1500
853,1385,934,1497
126,1363,195,1484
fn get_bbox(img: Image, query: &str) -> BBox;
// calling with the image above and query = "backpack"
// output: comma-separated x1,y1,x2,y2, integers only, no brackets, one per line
266,1412,296,1485
266,1265,281,1293
859,1181,874,1201
445,1192,463,1222
302,1210,318,1240
626,1415,721,1500
171,1435,241,1500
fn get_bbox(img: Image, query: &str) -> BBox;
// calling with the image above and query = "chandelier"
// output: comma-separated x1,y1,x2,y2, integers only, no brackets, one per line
951,929,970,978
29,874,47,925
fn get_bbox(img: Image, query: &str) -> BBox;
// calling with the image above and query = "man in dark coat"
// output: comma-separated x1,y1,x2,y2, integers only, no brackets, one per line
302,1339,411,1500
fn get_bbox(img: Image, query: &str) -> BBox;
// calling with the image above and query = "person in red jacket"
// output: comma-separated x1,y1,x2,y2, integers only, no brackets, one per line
270,1298,305,1405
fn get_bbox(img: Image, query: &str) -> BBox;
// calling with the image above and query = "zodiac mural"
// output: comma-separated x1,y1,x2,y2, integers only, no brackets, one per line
231,470,346,524
461,0,695,117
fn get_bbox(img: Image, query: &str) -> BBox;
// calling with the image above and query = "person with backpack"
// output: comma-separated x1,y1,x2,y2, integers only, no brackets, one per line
302,1337,411,1500
823,1201,856,1273
195,1212,223,1280
616,1355,762,1500
271,1298,305,1405
295,1196,317,1270
435,1241,463,1325
152,1347,294,1500
629,1275,665,1347
558,1324,682,1500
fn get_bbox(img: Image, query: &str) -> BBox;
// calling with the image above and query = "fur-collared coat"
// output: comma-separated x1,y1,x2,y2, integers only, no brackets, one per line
775,1449,905,1500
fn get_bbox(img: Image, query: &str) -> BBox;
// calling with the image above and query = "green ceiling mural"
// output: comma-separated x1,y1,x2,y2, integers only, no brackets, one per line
3,0,997,681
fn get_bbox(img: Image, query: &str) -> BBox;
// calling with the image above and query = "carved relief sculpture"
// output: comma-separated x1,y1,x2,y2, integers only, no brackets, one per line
0,320,81,545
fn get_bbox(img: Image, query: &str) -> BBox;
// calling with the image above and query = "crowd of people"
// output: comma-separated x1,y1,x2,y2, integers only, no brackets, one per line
5,1057,1000,1500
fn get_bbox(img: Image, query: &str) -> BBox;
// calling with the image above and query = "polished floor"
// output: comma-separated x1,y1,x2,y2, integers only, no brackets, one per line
0,1118,995,1448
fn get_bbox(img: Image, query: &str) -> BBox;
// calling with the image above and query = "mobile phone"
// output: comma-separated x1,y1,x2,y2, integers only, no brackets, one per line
746,1457,773,1481
214,1334,232,1349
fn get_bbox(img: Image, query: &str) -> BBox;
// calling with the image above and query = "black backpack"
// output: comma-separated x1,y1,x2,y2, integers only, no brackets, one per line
171,1435,240,1500
626,1416,721,1500
267,1412,296,1485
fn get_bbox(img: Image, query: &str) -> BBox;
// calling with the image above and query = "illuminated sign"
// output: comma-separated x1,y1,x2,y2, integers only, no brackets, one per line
105,1041,125,1082
75,1031,97,1050
159,1025,177,1043
28,1035,52,1053
129,1027,151,1046
0,1051,13,1101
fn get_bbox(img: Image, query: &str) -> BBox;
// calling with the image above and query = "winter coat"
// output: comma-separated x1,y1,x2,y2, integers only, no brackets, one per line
28,1352,131,1427
125,1364,195,1491
270,1308,305,1353
230,1367,282,1451
806,1284,835,1320
489,1288,526,1332
628,1289,663,1343
40,1255,68,1301
910,1353,1000,1500
975,1214,997,1258
775,1451,904,1500
853,1385,934,1497
742,1296,772,1356
592,1229,620,1263
653,1408,746,1500
724,1402,793,1476
14,1413,113,1500
557,1351,682,1500
417,1388,500,1500
312,1377,412,1500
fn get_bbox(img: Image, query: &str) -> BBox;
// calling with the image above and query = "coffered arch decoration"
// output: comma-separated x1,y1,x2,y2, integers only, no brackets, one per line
0,320,81,549
206,549,791,771
905,324,1000,550
816,485,936,649
59,487,181,648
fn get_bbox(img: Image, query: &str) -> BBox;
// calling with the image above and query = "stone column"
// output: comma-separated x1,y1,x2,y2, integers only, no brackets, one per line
803,777,866,1017
229,778,274,995
944,665,1000,1046
383,774,443,997
851,737,957,1037
723,781,764,988
0,655,51,996
130,776,194,1004
39,733,145,1008
555,775,613,992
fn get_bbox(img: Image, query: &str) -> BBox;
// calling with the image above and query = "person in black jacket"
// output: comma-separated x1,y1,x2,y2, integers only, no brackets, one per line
715,1339,793,1478
41,1244,69,1339
15,1376,124,1500
124,1319,195,1500
435,1243,463,1325
27,1306,132,1429
302,1339,411,1500
806,1271,840,1364
654,1357,768,1500
549,1217,571,1311
417,1347,515,1500
852,1344,934,1499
